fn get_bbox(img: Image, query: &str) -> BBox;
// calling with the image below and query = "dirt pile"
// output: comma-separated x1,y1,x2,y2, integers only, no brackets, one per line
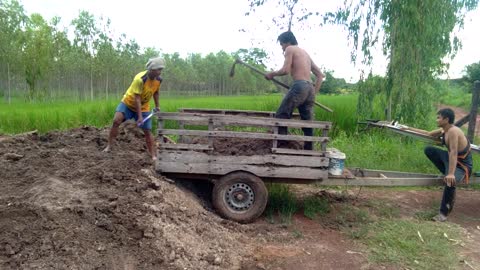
0,123,253,270
190,137,303,156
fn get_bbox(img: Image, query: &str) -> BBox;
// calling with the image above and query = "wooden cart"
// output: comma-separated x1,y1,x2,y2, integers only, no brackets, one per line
155,109,478,223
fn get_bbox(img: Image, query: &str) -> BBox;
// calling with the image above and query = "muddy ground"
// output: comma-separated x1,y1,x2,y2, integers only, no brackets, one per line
1,123,480,269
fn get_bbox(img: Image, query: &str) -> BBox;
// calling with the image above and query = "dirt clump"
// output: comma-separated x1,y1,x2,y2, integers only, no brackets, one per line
0,123,253,270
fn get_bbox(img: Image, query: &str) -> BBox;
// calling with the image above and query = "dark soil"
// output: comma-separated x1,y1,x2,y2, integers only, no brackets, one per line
0,123,252,270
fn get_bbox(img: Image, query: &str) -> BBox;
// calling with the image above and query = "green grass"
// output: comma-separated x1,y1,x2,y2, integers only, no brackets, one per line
265,184,298,224
303,196,330,219
0,94,359,135
437,83,472,109
331,199,463,269
364,220,461,269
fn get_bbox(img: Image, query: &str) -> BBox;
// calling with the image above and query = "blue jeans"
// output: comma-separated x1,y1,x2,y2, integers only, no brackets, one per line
424,146,473,216
115,102,152,130
275,80,315,150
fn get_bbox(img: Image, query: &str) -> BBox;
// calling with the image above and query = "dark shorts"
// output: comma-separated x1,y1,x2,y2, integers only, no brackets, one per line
115,102,152,130
275,80,315,150
275,80,315,120
424,146,473,182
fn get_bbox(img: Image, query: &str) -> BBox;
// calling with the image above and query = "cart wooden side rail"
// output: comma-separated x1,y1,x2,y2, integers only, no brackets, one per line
156,111,331,152
178,108,301,119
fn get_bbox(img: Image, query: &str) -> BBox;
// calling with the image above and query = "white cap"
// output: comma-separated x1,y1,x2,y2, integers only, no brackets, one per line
146,57,165,70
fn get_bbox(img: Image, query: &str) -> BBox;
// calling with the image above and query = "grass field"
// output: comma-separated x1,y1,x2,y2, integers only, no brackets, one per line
0,94,358,134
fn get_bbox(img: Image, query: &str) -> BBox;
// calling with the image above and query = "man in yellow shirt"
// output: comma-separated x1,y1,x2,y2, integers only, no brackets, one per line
103,57,164,160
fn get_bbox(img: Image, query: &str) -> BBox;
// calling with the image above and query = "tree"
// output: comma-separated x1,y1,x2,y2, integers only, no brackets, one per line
0,0,27,103
22,13,56,100
464,61,480,85
331,0,478,125
319,71,347,94
71,10,99,100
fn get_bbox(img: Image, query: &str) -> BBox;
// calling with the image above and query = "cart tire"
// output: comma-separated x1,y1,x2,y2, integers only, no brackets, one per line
212,171,268,223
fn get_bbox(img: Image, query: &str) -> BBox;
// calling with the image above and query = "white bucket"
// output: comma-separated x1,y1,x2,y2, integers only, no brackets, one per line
327,149,346,176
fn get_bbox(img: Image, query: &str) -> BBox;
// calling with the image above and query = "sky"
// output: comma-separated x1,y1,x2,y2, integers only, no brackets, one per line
20,0,480,83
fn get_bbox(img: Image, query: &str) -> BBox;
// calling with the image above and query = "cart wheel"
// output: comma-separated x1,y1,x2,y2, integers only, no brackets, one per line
212,171,268,223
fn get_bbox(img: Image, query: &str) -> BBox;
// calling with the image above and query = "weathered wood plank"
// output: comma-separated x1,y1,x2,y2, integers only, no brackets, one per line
347,168,442,178
271,148,326,156
156,161,328,180
157,112,331,129
158,151,329,167
159,143,212,151
467,81,480,142
158,129,329,143
455,113,470,127
317,177,443,186
179,108,300,118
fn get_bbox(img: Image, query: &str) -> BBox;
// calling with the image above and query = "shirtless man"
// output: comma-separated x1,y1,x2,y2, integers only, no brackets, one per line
406,108,473,222
265,31,324,150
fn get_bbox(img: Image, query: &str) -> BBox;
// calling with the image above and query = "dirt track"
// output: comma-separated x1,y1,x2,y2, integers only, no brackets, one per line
1,123,480,269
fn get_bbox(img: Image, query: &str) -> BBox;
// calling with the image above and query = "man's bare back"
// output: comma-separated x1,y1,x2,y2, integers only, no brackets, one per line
284,46,313,81
266,45,323,92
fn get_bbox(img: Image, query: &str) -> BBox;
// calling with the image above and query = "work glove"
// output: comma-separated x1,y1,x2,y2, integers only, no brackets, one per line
153,107,160,113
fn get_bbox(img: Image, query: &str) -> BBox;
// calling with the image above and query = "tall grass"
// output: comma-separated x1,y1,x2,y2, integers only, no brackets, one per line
0,94,358,134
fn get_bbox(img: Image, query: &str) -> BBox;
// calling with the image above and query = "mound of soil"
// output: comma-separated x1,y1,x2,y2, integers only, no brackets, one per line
0,122,253,270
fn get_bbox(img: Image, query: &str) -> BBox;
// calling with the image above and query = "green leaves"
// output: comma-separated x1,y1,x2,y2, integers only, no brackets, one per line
464,61,480,84
246,0,478,126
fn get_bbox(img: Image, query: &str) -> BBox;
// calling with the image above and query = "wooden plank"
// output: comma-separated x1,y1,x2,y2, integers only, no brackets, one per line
158,129,329,143
179,108,300,118
348,168,442,178
157,173,480,185
368,121,440,143
180,108,274,115
158,151,329,167
208,119,214,147
455,113,470,127
271,148,326,156
321,129,328,152
159,143,212,151
156,161,328,180
157,112,331,129
314,177,480,186
467,81,480,142
367,121,480,154
272,126,278,149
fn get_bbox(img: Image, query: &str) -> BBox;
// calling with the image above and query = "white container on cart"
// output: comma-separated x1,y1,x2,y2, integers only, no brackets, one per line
327,148,346,176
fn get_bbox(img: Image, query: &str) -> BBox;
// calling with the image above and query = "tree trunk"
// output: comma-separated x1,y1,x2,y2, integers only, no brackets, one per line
90,64,94,101
7,62,11,104
105,71,109,100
